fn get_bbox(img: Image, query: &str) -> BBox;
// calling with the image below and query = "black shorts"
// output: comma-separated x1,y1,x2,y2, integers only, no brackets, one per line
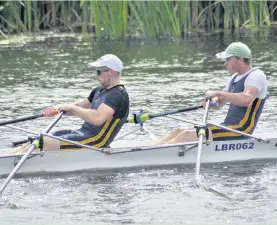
52,128,107,150
209,124,251,141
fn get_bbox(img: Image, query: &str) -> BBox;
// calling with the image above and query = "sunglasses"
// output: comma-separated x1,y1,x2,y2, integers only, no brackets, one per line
96,69,109,76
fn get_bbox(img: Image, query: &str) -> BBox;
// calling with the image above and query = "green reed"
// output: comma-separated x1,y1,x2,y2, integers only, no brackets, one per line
7,1,28,33
198,0,272,30
0,0,276,40
129,1,181,38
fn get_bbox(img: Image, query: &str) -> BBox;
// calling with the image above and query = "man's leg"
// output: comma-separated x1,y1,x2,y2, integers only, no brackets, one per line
3,143,31,154
2,136,62,154
43,136,61,151
43,130,73,151
45,129,97,151
2,130,72,154
152,128,186,145
166,128,198,144
166,128,213,144
28,129,98,152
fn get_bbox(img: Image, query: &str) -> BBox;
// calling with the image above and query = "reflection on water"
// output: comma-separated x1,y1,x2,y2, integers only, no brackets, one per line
0,28,277,224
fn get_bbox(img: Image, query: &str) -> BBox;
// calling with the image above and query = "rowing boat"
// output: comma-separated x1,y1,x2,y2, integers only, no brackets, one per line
0,103,275,194
0,137,276,176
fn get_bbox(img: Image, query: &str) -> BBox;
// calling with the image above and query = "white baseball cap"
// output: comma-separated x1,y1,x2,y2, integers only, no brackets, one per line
89,54,123,73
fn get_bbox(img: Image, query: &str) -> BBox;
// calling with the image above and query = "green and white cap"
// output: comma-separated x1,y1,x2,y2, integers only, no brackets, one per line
216,42,251,59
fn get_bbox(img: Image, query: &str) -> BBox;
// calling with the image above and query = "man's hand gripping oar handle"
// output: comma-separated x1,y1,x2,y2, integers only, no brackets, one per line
11,109,61,147
126,105,203,124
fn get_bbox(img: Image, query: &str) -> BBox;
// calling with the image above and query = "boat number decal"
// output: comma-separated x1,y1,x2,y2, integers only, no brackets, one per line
215,142,254,151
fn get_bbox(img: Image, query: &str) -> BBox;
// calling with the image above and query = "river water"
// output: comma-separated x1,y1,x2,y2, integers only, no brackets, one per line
0,29,277,224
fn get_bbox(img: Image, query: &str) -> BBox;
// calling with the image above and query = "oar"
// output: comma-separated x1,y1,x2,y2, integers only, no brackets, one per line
0,113,43,127
0,111,65,195
9,105,203,147
126,105,203,124
7,104,202,151
195,100,210,186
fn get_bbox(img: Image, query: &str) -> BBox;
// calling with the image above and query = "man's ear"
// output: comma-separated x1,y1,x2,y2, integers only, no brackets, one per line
110,70,115,76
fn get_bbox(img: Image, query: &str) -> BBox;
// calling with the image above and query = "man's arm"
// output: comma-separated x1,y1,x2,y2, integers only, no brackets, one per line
61,99,91,116
59,103,115,126
206,86,259,107
59,87,127,125
74,99,91,109
43,99,91,117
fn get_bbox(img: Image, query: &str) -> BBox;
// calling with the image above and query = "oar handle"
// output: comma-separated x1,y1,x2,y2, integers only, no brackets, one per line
0,114,43,126
10,111,65,148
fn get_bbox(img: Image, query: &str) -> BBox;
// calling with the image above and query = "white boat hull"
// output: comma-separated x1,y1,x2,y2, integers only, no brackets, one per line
1,138,277,175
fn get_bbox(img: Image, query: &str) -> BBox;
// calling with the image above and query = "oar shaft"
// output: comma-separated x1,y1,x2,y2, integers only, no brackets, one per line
0,111,64,195
149,105,203,119
44,111,64,133
126,105,203,123
195,100,210,186
5,125,39,135
0,114,42,126
0,143,37,194
165,115,202,126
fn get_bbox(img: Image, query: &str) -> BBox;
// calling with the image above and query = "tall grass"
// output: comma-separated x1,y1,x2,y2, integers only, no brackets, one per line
129,1,181,38
0,0,276,40
89,1,127,39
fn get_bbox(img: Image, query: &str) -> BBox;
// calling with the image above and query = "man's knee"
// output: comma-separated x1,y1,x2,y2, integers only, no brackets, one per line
179,129,195,137
170,128,185,136
43,136,60,151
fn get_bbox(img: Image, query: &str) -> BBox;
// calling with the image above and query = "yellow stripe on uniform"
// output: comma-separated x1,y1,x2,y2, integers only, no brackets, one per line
92,118,120,148
209,103,252,131
60,119,112,146
212,99,261,138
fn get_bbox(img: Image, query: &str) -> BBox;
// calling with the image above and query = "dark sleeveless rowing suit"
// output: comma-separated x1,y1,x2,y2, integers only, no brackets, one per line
209,68,266,141
52,85,129,149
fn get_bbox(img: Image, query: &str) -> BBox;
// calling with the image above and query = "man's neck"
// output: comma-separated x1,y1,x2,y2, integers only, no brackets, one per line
237,65,252,75
105,80,120,89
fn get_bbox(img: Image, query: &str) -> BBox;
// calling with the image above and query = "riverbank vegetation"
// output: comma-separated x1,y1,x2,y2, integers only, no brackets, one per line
0,1,276,40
